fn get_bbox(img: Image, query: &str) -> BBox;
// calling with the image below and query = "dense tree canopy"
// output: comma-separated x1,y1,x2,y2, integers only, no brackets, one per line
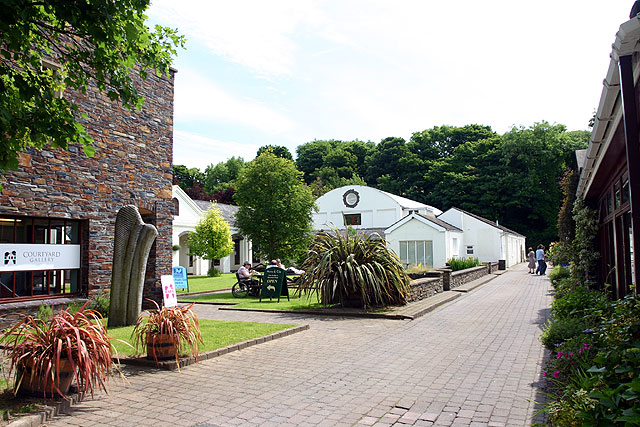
233,151,315,262
177,121,588,247
256,145,293,160
203,156,246,194
0,0,184,179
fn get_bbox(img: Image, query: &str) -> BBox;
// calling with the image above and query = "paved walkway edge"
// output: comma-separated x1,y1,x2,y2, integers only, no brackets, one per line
452,274,496,293
7,389,86,427
116,324,310,370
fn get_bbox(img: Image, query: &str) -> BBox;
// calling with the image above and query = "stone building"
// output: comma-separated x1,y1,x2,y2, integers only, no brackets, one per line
0,67,175,306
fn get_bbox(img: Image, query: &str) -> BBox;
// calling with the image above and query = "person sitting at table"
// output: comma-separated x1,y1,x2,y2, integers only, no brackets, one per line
266,259,279,269
237,261,259,286
276,259,284,269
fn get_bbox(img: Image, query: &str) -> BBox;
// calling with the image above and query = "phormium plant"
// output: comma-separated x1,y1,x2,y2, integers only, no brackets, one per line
297,228,410,308
133,300,203,370
2,303,114,398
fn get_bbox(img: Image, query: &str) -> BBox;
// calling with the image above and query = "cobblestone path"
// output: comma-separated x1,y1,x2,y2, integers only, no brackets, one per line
48,265,551,426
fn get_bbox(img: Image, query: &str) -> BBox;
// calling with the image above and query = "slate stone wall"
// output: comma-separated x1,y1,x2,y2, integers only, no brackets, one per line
450,265,489,289
407,276,444,302
0,69,175,305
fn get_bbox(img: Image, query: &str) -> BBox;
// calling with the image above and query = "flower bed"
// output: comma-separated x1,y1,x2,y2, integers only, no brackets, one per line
540,265,640,425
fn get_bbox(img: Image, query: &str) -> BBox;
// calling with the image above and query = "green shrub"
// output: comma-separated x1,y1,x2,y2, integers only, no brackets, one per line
553,277,575,299
37,304,53,322
547,241,572,266
551,284,608,321
540,317,590,351
207,266,222,277
89,291,110,318
447,257,481,271
549,265,571,286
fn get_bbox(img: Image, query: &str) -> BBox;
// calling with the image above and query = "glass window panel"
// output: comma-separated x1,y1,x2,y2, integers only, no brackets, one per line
65,221,79,244
425,241,434,268
33,219,49,244
32,271,47,295
14,272,28,298
622,178,630,205
417,241,425,266
408,241,416,266
0,272,13,298
0,219,14,243
609,192,614,214
50,220,66,244
400,241,408,265
15,218,30,243
615,182,621,209
64,270,79,294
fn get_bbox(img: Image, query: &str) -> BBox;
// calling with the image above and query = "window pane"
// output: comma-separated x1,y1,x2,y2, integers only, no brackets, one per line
15,218,30,243
425,241,433,268
50,220,65,244
33,219,49,244
0,272,13,298
417,240,425,265
615,182,621,209
65,221,79,244
0,218,14,243
400,241,408,265
64,270,79,294
622,177,630,205
408,241,416,266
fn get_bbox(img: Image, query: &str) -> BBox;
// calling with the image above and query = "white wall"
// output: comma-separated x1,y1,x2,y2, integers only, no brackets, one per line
438,209,502,263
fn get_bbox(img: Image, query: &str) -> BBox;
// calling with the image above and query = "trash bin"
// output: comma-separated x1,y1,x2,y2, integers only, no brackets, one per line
498,259,506,270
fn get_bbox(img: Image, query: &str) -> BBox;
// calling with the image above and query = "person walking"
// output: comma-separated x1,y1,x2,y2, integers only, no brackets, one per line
535,245,546,275
527,247,536,274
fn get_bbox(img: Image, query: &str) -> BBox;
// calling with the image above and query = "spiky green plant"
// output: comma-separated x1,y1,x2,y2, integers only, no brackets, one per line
2,303,114,398
133,301,203,370
297,229,410,308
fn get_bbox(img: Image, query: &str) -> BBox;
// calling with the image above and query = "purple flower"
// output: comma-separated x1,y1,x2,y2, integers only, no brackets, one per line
583,329,593,334
543,371,547,377
553,371,560,378
556,351,563,359
568,352,574,357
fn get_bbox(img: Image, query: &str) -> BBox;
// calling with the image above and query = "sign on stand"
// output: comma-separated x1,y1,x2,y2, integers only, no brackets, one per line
160,275,177,307
172,266,189,291
259,267,289,303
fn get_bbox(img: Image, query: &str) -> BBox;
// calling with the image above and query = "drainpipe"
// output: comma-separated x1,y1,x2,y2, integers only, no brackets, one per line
619,55,640,290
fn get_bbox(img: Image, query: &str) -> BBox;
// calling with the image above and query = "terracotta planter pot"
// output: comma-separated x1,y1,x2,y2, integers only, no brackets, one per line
146,333,177,361
17,358,75,397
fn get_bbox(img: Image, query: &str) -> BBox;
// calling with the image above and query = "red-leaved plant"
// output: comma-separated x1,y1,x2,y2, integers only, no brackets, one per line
133,300,202,370
2,303,114,398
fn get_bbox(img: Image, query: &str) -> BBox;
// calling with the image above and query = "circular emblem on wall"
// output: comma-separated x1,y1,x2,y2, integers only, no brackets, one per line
342,189,360,208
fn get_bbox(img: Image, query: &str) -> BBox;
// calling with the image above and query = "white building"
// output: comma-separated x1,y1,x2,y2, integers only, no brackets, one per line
313,185,526,269
313,186,455,268
172,185,252,275
438,207,526,268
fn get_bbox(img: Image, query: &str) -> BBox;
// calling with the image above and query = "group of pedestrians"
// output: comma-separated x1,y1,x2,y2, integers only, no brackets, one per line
527,244,547,275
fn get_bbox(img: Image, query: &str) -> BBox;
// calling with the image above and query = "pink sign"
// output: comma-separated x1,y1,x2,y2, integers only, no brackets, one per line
160,275,177,307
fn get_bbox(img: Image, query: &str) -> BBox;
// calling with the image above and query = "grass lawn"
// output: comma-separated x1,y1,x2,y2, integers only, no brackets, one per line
177,273,237,294
182,292,325,310
107,318,295,357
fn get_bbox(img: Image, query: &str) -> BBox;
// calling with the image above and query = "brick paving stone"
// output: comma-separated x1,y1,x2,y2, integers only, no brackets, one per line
43,265,550,426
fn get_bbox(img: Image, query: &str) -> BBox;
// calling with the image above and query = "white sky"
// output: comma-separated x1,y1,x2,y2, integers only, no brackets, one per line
147,1,634,170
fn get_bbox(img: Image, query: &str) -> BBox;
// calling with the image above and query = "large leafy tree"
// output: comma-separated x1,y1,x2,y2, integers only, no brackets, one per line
203,156,246,194
0,1,184,178
187,205,234,271
256,144,293,160
234,151,315,262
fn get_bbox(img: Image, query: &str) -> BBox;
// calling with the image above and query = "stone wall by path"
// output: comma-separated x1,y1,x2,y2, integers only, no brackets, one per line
0,68,175,307
450,264,489,289
407,277,444,302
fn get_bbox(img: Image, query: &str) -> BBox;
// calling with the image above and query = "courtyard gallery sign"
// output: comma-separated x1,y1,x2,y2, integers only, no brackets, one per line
0,244,81,272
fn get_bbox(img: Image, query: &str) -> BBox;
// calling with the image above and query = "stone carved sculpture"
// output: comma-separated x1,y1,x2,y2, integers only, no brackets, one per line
108,205,158,327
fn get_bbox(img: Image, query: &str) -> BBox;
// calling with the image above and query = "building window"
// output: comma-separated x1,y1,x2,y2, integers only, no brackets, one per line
0,216,81,301
399,240,433,268
452,238,459,257
466,245,474,255
343,214,361,226
234,239,240,265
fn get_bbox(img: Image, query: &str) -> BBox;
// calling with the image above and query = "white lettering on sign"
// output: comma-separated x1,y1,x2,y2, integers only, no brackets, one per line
0,244,80,272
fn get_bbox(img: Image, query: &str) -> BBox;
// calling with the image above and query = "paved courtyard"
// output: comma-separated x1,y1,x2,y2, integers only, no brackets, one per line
48,265,551,426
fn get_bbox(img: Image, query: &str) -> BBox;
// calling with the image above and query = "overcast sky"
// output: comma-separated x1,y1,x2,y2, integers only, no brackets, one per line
147,1,633,170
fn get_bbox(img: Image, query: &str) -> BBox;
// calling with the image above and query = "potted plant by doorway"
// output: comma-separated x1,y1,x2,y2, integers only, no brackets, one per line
132,300,202,369
2,303,114,398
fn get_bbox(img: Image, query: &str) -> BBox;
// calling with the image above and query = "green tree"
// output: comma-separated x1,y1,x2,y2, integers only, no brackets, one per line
296,140,337,184
203,156,246,194
234,151,316,261
0,0,184,180
172,165,205,191
408,124,495,160
256,145,293,160
187,205,234,273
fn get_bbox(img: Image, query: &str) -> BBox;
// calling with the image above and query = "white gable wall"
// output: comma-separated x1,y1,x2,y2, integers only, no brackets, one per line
385,216,455,268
